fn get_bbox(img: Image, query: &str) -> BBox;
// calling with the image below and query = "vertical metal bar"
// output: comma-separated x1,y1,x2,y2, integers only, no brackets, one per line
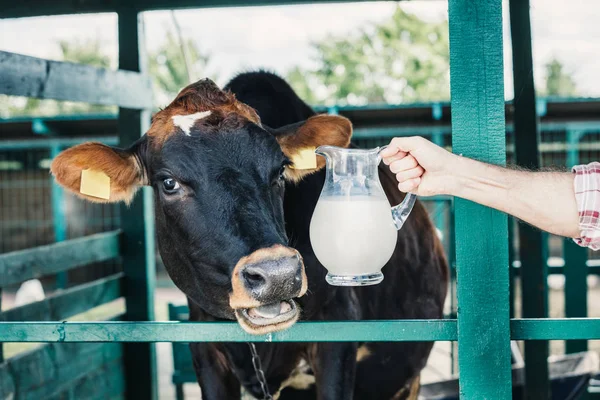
0,289,3,362
448,0,511,397
564,234,589,355
431,133,445,235
508,218,516,319
118,8,157,400
509,0,550,397
50,144,68,289
564,128,588,354
566,130,582,168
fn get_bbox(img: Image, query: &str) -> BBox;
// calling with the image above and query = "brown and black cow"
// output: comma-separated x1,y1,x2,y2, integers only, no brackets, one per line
51,71,448,400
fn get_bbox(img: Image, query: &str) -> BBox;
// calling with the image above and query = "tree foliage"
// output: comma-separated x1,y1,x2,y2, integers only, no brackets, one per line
286,6,450,106
541,57,578,97
148,29,213,105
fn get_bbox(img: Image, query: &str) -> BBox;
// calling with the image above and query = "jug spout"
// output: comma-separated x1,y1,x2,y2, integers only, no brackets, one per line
391,193,417,230
315,145,337,159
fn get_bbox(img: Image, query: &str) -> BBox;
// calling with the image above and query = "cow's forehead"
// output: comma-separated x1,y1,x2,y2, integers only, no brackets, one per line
147,78,260,147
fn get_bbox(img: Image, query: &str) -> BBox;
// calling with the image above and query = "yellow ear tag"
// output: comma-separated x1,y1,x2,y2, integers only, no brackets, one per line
80,169,110,200
290,148,317,170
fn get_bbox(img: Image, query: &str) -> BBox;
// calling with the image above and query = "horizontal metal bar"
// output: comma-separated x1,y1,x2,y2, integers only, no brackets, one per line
0,320,458,342
511,318,600,340
0,230,121,288
1,319,597,342
510,265,600,276
0,137,118,150
0,51,152,109
0,274,123,322
0,0,401,18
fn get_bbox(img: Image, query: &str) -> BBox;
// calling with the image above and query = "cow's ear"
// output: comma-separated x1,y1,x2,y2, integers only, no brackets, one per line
272,114,352,181
50,139,146,204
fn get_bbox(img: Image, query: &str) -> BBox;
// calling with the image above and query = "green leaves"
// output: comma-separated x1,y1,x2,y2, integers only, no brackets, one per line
286,6,450,106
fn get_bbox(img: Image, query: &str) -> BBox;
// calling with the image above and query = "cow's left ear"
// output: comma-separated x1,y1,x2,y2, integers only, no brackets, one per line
272,114,352,181
50,139,146,204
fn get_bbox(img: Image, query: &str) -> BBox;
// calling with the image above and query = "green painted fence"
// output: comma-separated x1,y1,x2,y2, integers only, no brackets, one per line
2,1,600,400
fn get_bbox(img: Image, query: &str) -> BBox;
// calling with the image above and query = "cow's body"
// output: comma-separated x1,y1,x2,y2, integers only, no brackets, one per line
188,72,448,400
51,71,447,400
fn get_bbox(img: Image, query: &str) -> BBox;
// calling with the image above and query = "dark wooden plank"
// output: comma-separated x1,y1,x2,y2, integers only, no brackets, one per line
509,1,550,397
0,0,391,18
46,359,125,400
0,51,152,109
449,0,511,397
0,341,122,400
0,274,123,322
564,238,589,353
0,230,120,288
118,9,157,400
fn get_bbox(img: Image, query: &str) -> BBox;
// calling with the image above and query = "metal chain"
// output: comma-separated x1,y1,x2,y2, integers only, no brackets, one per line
247,342,273,400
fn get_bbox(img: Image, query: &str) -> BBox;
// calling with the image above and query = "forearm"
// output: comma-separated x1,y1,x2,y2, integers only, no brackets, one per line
449,157,580,238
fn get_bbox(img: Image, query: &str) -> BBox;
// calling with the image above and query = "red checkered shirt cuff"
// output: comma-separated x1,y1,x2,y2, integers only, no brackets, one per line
573,162,600,250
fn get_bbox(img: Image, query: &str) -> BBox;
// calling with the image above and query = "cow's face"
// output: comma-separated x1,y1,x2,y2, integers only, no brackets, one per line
50,79,352,334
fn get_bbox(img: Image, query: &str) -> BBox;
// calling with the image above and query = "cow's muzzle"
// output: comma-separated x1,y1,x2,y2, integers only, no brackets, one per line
230,245,308,334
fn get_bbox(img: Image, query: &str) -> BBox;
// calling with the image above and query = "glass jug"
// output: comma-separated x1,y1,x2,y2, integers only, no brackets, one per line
309,145,417,286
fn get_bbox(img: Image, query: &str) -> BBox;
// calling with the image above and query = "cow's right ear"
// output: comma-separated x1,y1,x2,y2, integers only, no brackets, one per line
50,139,146,204
271,114,352,182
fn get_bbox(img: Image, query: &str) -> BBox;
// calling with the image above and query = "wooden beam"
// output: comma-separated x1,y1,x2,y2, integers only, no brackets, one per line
448,0,511,398
0,341,122,399
0,274,123,322
0,231,120,289
0,51,152,109
117,9,157,400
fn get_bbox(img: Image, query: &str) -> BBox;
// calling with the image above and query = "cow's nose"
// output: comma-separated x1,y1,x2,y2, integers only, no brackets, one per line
241,255,303,303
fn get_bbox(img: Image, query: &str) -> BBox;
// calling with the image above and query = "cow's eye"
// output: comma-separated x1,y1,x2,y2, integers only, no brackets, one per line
279,166,286,181
162,178,180,194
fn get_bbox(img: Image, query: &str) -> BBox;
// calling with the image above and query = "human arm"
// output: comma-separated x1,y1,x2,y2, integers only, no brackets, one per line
380,136,581,239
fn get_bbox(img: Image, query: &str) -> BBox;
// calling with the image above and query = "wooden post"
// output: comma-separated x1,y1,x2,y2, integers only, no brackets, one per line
118,9,157,400
449,0,512,397
509,0,550,397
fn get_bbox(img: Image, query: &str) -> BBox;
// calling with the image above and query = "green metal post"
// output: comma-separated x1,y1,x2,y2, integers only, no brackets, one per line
449,0,511,397
50,143,68,289
431,132,445,236
564,230,589,355
509,0,549,397
508,218,516,319
118,9,157,400
566,130,582,168
0,290,3,362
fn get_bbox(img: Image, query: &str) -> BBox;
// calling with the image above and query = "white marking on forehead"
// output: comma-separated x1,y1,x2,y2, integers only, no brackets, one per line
172,111,212,135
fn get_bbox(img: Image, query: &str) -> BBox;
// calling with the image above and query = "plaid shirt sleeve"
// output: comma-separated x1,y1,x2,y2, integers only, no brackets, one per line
572,162,600,250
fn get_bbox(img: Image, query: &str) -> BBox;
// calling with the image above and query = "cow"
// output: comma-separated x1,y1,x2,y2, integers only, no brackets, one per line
51,71,448,400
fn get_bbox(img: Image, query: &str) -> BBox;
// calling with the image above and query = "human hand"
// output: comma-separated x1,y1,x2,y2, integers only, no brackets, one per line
380,136,459,196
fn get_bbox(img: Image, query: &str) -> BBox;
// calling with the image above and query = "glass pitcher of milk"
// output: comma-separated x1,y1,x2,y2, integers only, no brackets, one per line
309,145,417,286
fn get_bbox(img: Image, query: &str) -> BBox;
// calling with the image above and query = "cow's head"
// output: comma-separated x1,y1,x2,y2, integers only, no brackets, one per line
50,78,351,334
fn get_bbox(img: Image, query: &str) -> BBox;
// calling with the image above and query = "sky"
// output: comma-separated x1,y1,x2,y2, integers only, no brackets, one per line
0,0,599,103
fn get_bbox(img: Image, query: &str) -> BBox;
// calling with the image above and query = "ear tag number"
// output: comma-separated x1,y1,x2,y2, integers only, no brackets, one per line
290,148,317,170
80,169,111,200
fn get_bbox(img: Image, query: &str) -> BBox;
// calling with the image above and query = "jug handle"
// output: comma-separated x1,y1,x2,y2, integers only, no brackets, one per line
377,145,417,230
391,193,417,231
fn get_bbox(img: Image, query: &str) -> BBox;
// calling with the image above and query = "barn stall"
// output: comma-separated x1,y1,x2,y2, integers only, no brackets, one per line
1,0,600,399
